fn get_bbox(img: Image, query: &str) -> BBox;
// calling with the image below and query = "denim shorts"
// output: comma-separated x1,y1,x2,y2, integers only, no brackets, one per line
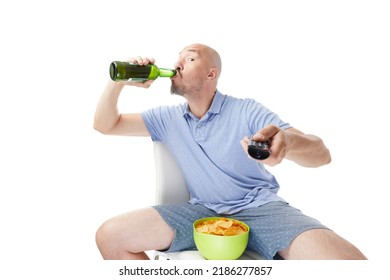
153,201,328,260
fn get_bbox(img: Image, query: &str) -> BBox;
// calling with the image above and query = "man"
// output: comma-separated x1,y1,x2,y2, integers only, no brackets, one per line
93,43,366,260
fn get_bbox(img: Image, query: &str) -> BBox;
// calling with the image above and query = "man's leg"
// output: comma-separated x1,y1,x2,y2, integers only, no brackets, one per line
95,207,174,260
278,228,367,260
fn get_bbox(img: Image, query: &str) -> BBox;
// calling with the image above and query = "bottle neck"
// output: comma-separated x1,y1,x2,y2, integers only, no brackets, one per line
159,68,177,78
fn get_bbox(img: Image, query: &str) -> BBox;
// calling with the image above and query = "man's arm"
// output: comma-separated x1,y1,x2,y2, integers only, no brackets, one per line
283,127,331,167
93,80,150,136
93,57,155,137
241,125,331,167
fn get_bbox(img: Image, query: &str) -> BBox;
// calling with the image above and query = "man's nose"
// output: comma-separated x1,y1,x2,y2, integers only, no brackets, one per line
174,61,183,72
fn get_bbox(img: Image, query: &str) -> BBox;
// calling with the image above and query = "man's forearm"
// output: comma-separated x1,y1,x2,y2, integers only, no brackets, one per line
285,129,331,167
93,80,125,134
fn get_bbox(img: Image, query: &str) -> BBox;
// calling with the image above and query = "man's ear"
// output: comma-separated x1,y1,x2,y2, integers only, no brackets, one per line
207,68,218,80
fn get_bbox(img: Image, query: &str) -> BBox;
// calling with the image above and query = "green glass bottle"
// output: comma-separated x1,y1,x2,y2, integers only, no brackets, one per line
109,61,176,82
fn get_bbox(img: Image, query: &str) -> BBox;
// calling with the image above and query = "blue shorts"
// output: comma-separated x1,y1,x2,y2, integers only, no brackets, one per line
153,201,328,260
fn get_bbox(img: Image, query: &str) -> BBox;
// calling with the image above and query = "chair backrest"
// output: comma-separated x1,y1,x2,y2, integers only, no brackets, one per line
153,142,190,204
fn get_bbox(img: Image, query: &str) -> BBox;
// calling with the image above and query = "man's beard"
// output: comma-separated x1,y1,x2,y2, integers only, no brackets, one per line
170,83,184,96
170,79,203,97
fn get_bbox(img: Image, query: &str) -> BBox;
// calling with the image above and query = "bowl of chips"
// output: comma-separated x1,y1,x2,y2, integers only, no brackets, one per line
193,217,249,260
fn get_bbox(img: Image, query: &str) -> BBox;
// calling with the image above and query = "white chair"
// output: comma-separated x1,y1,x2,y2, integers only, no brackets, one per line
152,141,265,260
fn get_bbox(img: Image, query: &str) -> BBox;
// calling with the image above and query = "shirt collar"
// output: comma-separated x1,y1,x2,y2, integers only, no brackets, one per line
183,90,225,118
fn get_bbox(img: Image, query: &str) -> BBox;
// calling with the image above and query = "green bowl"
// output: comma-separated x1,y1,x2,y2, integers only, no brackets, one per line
193,217,249,260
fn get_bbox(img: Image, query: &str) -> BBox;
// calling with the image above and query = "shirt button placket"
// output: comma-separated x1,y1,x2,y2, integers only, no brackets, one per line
194,122,204,142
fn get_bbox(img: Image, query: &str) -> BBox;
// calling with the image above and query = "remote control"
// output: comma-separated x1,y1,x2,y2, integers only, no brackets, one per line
247,137,270,160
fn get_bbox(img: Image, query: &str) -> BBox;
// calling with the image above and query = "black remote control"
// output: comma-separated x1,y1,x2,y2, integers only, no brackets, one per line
247,137,270,160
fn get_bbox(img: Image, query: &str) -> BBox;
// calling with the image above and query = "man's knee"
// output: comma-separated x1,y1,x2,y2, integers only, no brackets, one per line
95,219,115,251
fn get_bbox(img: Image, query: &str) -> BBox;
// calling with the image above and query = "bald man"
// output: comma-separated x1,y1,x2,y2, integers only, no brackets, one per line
93,44,366,260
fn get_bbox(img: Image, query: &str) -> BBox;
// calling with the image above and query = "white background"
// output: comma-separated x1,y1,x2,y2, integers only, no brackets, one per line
1,0,389,279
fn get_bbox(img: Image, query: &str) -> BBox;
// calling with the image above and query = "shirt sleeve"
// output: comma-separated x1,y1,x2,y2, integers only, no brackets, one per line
244,99,291,134
141,106,174,142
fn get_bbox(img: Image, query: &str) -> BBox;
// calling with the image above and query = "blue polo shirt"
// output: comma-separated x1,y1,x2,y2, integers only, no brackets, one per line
141,91,292,214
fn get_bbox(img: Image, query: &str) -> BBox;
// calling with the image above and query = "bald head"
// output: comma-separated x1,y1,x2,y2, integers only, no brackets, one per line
182,44,222,78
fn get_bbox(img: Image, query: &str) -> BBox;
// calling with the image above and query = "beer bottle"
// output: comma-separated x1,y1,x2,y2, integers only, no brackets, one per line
109,61,176,82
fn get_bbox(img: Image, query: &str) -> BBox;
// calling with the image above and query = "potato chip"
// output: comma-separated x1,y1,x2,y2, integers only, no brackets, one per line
215,219,233,229
195,218,248,236
196,224,209,233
